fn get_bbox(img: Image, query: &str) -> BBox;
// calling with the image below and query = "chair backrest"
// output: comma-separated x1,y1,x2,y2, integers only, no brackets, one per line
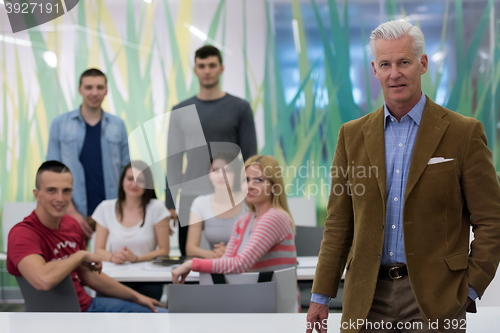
167,281,276,313
199,266,299,313
16,275,81,312
295,226,324,256
2,202,36,252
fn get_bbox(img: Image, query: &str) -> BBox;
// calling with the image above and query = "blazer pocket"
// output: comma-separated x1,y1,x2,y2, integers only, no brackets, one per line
444,252,469,271
425,159,456,174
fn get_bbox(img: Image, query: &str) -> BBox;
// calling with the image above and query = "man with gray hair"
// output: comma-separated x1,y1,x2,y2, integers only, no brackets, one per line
306,20,500,332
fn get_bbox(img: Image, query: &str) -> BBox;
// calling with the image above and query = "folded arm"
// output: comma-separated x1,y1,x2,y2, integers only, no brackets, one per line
17,251,101,291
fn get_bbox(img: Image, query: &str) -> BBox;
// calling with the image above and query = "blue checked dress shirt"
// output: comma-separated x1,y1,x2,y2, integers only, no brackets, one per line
381,94,425,264
312,93,477,305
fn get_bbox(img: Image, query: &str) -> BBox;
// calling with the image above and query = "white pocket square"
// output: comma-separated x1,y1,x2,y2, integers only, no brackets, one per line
428,157,454,165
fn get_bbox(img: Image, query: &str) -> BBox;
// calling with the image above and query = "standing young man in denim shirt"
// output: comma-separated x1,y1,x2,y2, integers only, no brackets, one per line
47,69,130,238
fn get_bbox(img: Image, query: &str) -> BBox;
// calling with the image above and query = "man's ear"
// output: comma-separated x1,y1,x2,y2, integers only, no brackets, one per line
220,64,225,74
371,61,379,79
420,54,429,75
33,188,38,200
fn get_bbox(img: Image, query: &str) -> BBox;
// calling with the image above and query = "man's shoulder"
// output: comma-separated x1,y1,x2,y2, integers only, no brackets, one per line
51,109,80,124
342,107,383,131
102,111,126,126
10,220,35,236
172,96,198,110
425,98,480,128
173,94,251,110
223,93,251,107
9,212,41,239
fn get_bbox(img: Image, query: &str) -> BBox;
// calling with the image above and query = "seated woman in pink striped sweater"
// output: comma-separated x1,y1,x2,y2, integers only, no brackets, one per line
172,155,297,283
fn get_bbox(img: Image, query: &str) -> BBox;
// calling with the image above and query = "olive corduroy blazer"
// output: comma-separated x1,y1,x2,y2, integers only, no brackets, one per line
312,97,500,333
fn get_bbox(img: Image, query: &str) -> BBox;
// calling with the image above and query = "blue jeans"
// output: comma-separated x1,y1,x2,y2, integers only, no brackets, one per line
85,297,168,313
97,282,164,301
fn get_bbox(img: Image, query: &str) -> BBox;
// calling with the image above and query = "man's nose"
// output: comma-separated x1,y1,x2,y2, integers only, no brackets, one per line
55,191,64,201
390,66,401,79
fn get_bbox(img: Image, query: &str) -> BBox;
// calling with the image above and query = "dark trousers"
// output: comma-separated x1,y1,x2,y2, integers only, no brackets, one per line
176,195,198,256
96,282,164,301
359,276,466,333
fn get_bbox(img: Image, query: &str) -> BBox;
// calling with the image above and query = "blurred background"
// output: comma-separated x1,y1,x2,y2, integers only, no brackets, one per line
0,0,498,232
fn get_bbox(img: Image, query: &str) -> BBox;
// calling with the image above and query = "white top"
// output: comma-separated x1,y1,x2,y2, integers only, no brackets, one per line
190,194,248,248
92,199,170,255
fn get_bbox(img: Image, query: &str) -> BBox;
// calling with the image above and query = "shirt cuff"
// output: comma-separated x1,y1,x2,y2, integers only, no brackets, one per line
311,293,331,305
191,258,213,273
468,285,478,301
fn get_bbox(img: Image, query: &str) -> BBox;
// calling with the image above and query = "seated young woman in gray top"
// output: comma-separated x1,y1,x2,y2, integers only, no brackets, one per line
186,154,247,259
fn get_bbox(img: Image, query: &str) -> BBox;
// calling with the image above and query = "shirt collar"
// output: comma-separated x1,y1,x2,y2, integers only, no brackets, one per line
384,93,426,129
71,106,107,122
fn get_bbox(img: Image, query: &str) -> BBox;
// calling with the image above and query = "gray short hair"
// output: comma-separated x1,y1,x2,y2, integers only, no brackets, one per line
370,20,425,59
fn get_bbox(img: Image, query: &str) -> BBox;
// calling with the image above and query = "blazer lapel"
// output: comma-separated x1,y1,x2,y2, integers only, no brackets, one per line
362,108,387,203
405,98,449,199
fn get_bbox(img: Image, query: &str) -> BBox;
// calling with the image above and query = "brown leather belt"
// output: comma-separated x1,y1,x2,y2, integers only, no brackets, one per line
378,265,408,279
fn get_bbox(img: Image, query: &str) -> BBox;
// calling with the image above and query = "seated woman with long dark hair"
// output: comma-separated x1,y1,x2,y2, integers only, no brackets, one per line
93,161,170,300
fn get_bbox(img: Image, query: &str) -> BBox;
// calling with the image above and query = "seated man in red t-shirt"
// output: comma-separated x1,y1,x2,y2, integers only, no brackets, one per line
7,160,167,312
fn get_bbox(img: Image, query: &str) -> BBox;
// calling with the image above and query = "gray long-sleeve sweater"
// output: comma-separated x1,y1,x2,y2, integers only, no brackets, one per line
165,93,257,209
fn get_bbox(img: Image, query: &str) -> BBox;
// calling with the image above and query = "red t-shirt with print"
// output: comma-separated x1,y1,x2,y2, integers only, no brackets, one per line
7,211,92,311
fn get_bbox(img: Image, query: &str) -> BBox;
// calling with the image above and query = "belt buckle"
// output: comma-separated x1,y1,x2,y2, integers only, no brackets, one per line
388,267,403,279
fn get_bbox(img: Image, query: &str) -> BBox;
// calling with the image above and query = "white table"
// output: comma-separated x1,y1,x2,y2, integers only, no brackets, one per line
2,309,500,333
102,256,319,282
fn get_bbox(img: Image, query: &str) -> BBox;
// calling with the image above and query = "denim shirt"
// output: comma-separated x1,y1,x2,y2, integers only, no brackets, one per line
47,108,130,217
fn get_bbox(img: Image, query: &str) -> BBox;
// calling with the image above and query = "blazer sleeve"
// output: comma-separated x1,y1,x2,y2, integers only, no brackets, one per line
461,121,500,297
192,212,291,274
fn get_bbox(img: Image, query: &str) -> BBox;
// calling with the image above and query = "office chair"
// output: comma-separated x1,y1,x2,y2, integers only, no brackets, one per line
16,275,80,312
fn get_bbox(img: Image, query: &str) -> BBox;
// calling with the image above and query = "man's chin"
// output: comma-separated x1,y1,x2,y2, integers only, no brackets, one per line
85,101,103,108
200,82,219,89
50,209,67,217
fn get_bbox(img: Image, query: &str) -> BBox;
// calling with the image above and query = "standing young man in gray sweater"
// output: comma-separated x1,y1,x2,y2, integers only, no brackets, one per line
166,45,257,255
